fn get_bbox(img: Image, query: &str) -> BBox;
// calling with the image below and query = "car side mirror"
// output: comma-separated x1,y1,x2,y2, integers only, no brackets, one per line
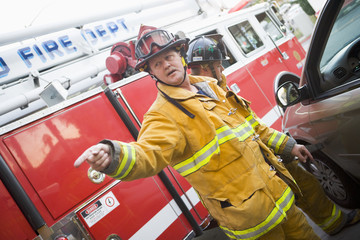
276,81,302,108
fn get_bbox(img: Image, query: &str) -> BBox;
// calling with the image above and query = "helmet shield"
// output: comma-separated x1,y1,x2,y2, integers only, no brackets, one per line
135,29,175,59
134,26,187,71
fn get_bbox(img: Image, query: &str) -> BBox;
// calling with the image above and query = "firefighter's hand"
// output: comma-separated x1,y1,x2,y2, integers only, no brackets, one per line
291,144,314,163
74,143,111,171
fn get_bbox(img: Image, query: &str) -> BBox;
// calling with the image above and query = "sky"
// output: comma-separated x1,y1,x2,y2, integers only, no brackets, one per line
1,0,123,33
1,0,241,34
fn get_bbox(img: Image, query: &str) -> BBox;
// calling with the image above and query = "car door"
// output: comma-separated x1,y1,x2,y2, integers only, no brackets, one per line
280,0,360,208
305,0,360,184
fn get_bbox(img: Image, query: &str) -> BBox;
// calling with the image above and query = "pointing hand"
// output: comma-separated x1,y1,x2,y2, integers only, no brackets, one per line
74,143,111,171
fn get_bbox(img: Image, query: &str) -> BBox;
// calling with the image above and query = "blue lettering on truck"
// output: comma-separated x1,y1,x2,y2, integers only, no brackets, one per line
0,58,10,78
0,18,129,79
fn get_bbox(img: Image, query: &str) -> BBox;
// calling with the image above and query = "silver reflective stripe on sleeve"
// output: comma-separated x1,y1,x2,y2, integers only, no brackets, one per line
268,131,286,153
109,143,136,179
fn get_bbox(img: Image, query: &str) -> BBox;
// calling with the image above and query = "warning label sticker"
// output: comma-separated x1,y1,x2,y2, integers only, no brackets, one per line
80,191,120,228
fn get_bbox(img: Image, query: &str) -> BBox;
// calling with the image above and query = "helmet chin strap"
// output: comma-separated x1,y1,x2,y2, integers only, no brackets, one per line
209,63,220,82
151,56,194,118
153,64,195,119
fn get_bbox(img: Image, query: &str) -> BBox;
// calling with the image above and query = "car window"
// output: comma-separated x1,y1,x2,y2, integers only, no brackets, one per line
228,20,264,55
319,0,360,92
320,1,360,68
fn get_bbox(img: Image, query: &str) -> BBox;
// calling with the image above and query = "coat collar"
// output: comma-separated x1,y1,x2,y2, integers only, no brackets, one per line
157,75,219,100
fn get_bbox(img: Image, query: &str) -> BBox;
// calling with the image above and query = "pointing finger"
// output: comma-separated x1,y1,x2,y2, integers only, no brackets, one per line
74,150,90,168
74,146,98,167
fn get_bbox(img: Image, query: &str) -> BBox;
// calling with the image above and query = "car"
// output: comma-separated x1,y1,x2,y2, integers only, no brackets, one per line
275,0,360,209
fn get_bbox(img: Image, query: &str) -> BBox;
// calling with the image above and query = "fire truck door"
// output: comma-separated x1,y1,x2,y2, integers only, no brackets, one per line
254,11,306,75
0,179,36,239
225,16,303,130
1,89,193,239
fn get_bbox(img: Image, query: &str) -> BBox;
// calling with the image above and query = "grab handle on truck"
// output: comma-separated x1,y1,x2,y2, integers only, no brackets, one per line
267,32,289,60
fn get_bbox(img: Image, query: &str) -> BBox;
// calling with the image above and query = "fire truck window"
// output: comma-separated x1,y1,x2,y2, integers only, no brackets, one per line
256,12,283,42
228,21,264,55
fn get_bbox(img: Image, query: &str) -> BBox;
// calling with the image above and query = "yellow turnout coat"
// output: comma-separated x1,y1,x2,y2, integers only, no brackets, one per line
102,75,301,239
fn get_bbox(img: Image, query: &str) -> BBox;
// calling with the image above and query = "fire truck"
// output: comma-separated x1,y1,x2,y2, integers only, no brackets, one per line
0,1,306,239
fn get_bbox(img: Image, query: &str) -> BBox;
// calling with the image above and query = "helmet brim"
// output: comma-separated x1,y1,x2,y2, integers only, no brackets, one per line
135,39,187,71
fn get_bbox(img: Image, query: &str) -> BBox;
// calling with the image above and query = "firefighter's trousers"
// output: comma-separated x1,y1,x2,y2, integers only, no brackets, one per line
285,161,347,235
258,203,320,240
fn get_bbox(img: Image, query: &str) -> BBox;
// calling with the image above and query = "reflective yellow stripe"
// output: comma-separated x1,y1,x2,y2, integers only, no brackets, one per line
217,125,236,145
217,121,255,144
174,120,256,176
110,144,136,179
173,136,220,176
268,131,286,153
220,187,294,239
275,134,286,153
319,204,342,231
247,113,287,154
234,122,254,141
246,114,259,128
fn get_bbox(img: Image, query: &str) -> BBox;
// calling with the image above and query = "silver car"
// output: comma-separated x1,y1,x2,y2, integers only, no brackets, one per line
275,0,360,208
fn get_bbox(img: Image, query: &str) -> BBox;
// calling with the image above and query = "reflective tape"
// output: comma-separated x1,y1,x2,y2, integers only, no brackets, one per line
173,136,220,176
246,114,259,128
319,204,342,231
267,131,286,154
174,115,256,176
110,143,136,179
220,187,295,240
247,112,287,154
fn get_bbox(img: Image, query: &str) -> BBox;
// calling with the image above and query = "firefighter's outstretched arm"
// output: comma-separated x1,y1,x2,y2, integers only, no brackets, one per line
74,143,112,171
291,144,314,163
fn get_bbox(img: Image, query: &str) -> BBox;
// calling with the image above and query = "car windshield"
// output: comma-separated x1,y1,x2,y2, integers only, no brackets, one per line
320,1,360,69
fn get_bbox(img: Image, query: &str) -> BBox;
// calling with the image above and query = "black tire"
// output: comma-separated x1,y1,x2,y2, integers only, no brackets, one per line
301,150,360,208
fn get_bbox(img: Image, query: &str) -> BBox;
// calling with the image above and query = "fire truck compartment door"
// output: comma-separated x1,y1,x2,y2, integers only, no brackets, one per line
2,92,136,219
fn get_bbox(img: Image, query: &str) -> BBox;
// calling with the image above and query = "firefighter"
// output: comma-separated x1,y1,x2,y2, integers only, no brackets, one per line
186,34,360,236
74,25,321,239
186,34,228,91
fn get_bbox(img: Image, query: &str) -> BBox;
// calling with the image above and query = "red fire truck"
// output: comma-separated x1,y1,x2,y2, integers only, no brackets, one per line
0,1,306,239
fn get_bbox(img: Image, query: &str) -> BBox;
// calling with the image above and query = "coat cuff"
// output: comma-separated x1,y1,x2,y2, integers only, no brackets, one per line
99,139,121,175
281,137,296,163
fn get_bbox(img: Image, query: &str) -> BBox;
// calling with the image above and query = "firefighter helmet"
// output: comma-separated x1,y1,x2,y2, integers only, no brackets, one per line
135,25,188,71
187,34,228,66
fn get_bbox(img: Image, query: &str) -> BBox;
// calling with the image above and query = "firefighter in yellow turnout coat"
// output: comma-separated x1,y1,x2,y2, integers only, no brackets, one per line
186,34,360,236
74,26,320,239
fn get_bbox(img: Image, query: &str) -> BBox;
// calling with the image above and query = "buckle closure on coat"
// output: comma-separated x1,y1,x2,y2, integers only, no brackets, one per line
228,108,237,115
252,134,260,141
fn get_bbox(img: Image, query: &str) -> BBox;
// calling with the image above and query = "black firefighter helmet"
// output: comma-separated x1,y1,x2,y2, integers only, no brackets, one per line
186,34,229,67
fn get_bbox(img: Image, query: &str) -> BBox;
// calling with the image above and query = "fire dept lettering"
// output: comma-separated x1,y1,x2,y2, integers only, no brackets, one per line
80,191,120,228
